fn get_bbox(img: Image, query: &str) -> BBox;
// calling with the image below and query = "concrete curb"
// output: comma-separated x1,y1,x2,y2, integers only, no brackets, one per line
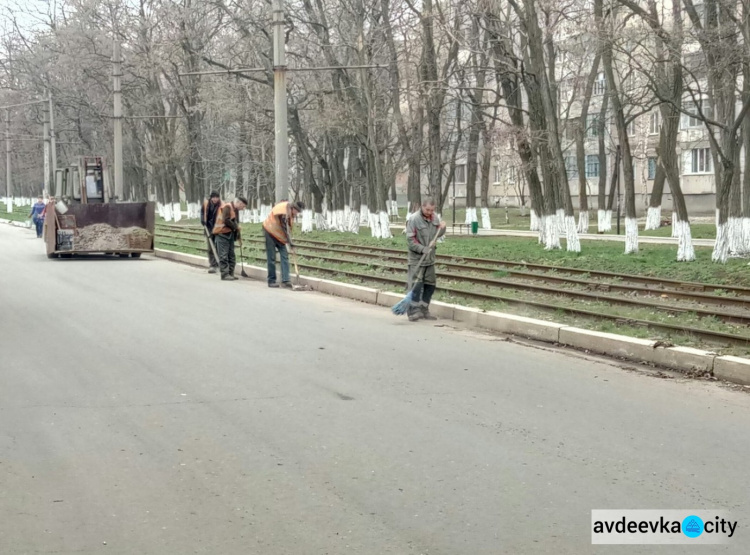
154,248,749,387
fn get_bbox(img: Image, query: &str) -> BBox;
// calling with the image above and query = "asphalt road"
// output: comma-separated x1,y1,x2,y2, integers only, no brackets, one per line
1,222,748,555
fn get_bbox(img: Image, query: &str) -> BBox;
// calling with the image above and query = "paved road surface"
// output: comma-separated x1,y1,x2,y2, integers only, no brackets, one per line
1,223,748,554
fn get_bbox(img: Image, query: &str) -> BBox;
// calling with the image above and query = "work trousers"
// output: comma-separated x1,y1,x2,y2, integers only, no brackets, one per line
215,233,236,278
407,263,436,305
206,233,218,268
265,230,290,284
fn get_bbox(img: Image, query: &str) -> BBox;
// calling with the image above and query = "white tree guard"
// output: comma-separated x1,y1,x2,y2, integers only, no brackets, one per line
712,222,730,263
675,220,695,262
301,209,314,232
172,203,182,222
530,210,540,232
348,211,360,234
379,211,392,238
625,217,639,254
671,212,678,237
542,215,561,250
644,205,661,230
566,215,581,252
577,210,589,234
481,207,491,230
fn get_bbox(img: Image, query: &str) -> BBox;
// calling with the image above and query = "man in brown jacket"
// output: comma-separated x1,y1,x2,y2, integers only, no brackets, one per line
213,197,248,280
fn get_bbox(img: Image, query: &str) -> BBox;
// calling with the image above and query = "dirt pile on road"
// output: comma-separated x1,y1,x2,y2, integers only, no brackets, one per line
75,223,152,251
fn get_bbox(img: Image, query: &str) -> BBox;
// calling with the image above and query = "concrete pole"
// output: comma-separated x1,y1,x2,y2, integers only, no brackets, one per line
272,0,288,203
43,100,50,197
49,92,57,184
5,109,11,207
113,41,124,201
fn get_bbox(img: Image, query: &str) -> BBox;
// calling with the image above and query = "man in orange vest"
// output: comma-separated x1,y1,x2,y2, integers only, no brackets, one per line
213,196,248,280
262,200,305,288
201,191,221,273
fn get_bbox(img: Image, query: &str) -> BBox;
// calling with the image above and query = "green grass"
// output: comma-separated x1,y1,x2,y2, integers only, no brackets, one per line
1,205,34,223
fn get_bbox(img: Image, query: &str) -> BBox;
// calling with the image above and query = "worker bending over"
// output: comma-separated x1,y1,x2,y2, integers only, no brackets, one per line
201,191,222,273
405,198,446,321
262,200,305,288
213,197,248,281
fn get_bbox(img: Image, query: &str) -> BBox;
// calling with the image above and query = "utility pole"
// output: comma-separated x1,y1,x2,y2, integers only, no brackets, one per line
43,99,50,196
49,92,57,186
272,0,288,203
113,41,124,201
5,109,11,211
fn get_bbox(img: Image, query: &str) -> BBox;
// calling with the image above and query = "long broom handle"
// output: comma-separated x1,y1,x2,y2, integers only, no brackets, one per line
406,234,440,291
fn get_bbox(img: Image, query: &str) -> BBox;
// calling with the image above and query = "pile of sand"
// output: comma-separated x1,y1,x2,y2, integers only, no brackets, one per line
74,223,152,251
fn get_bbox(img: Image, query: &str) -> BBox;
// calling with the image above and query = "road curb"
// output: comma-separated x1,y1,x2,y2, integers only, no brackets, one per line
155,248,748,386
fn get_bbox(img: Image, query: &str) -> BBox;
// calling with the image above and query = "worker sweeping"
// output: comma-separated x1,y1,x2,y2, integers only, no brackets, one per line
212,196,248,281
404,198,446,321
262,200,305,288
201,191,222,274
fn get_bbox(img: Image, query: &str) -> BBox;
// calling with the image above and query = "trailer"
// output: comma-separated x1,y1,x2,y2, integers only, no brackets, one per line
44,156,155,259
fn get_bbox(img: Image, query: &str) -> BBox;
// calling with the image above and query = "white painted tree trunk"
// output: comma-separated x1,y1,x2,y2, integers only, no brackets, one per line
530,210,540,232
577,210,589,234
6,197,12,212
360,205,370,226
742,218,750,255
162,203,173,222
624,217,639,254
348,211,360,233
172,203,182,222
556,208,565,234
599,210,612,232
369,213,381,238
565,215,580,252
712,221,730,263
675,219,695,262
671,212,678,238
465,207,478,225
301,209,313,232
728,217,744,256
314,212,328,230
644,206,661,230
480,207,491,230
157,203,164,219
542,215,561,250
379,211,392,239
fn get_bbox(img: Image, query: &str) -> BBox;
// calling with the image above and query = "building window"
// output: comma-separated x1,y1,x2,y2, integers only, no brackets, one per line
593,72,606,96
565,156,578,178
627,119,636,136
648,157,657,180
493,165,502,184
690,148,712,173
586,114,599,137
508,166,516,184
649,111,661,135
455,164,466,183
585,154,600,178
683,100,712,128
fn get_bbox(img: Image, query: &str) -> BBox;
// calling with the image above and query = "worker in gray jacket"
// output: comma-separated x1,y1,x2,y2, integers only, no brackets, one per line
405,197,446,321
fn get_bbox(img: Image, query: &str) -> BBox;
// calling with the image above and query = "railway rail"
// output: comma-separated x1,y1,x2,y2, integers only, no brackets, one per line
155,224,750,348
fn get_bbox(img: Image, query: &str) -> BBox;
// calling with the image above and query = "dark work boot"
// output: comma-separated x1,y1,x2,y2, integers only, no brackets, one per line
407,304,423,322
420,302,437,320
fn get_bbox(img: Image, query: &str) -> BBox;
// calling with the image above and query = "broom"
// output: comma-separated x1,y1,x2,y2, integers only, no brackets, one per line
392,234,439,315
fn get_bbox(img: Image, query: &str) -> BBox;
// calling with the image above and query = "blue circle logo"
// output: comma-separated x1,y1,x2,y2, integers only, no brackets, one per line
683,516,704,538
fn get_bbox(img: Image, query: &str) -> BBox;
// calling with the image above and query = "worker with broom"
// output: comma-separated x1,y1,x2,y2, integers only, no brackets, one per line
213,196,248,281
404,198,446,321
262,200,305,288
201,191,222,274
